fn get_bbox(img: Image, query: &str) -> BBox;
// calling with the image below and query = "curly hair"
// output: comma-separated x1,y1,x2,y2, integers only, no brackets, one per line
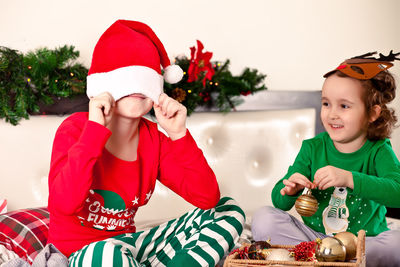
332,70,397,140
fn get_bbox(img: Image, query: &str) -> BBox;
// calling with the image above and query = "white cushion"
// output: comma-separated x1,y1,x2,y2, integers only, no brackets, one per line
0,109,315,225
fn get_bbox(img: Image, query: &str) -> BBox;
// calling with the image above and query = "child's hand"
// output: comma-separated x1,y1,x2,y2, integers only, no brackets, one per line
154,93,187,140
88,92,115,126
313,165,354,190
280,173,315,196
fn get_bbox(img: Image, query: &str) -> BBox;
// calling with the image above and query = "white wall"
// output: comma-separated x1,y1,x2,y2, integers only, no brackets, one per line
1,0,399,91
1,0,400,151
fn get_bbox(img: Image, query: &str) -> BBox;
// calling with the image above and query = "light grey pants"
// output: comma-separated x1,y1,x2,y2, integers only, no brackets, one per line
251,206,400,267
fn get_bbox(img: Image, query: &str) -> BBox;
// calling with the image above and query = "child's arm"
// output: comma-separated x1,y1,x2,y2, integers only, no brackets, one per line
48,115,111,215
157,131,220,210
351,142,400,207
49,93,114,215
271,140,313,210
153,94,220,209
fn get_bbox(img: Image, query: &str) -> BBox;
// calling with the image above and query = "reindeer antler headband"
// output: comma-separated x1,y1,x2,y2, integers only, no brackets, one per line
324,50,400,80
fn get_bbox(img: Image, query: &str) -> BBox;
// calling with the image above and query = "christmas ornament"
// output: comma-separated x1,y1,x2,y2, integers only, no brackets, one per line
229,246,249,260
291,240,317,261
262,248,294,261
295,188,318,217
171,87,187,103
163,41,267,116
187,40,215,86
334,231,358,261
248,240,272,260
1,39,268,125
315,237,346,262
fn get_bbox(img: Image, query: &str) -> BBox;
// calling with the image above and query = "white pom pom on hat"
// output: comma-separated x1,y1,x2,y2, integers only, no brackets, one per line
86,20,183,104
163,64,184,84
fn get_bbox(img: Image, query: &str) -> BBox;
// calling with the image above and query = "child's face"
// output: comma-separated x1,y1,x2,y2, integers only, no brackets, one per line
321,74,369,152
113,93,153,118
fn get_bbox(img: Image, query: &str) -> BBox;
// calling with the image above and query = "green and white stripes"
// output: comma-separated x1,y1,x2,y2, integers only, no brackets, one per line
68,197,245,267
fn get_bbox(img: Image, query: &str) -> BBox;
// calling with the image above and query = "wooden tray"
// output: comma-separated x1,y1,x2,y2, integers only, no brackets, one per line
223,230,365,267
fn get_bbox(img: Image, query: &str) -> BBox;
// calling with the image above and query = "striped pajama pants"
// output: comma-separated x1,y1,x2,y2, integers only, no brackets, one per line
68,197,245,267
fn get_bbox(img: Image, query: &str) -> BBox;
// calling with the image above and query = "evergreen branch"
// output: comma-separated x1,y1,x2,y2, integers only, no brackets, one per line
0,45,88,125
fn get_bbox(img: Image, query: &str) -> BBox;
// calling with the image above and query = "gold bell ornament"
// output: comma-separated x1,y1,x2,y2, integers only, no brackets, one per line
334,231,358,261
295,188,318,217
315,236,346,262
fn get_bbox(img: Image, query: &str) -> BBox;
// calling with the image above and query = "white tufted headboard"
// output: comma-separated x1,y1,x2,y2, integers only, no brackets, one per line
0,109,315,226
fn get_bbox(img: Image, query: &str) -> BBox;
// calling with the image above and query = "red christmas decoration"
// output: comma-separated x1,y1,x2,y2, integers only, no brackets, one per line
240,90,252,96
199,92,211,102
187,40,215,87
229,246,250,260
290,240,317,262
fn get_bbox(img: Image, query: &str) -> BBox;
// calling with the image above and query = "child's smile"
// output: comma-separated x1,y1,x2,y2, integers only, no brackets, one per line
329,123,344,129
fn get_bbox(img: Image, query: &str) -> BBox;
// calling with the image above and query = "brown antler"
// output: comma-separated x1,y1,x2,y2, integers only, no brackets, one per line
352,50,400,62
377,50,400,62
352,51,377,59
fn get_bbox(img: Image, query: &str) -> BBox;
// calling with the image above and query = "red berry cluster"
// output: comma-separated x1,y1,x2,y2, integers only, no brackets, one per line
291,240,317,261
229,246,249,260
199,92,211,102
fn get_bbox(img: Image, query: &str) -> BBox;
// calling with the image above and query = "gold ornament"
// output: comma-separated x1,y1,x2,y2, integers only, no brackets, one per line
334,231,358,261
315,237,346,262
295,188,318,217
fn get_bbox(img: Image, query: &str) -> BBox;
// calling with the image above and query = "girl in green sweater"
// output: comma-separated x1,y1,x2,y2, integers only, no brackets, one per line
252,51,400,266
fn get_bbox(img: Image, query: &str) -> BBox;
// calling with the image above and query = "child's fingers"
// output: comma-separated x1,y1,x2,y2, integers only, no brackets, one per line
103,98,114,116
290,174,313,188
166,102,180,118
313,168,328,187
158,94,182,118
158,96,170,116
153,104,162,118
317,177,332,190
157,93,168,107
104,102,111,115
280,187,287,196
282,179,296,187
161,99,172,117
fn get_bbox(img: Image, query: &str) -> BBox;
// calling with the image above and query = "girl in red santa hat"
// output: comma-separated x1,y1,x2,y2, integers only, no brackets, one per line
46,20,245,267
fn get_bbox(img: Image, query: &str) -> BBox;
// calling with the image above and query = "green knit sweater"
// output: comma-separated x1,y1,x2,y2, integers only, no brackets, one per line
272,132,400,236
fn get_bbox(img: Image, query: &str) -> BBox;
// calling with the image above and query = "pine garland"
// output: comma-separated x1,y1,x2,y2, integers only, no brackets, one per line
0,41,267,125
0,45,87,125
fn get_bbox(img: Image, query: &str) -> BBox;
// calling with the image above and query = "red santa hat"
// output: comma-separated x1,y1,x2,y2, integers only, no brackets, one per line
86,20,183,104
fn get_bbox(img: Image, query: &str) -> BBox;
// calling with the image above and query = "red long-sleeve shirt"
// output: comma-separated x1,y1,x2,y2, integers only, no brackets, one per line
47,112,220,257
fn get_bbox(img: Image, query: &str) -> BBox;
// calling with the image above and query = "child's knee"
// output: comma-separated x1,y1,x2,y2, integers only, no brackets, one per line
366,230,400,266
251,206,285,241
215,196,246,223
